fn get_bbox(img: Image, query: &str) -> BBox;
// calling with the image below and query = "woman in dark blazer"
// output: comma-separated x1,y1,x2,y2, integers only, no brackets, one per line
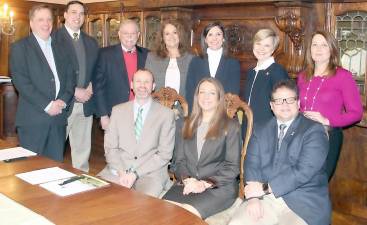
243,28,289,125
163,78,241,219
185,21,241,110
145,19,193,98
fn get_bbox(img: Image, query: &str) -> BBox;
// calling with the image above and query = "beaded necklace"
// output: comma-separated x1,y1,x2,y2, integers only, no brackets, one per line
303,76,325,111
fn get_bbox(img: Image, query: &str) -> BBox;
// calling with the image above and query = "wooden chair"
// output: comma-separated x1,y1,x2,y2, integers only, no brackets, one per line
152,87,188,184
151,87,188,117
224,93,253,198
205,93,253,225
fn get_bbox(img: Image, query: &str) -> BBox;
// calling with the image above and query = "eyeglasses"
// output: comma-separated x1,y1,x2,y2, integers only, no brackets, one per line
271,97,298,105
121,32,138,37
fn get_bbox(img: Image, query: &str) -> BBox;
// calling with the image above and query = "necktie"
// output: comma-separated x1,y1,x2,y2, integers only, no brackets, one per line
135,107,143,140
73,33,79,41
278,124,287,151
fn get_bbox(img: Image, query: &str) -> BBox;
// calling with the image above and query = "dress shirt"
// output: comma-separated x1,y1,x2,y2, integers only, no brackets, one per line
276,117,295,138
248,57,275,105
207,47,223,77
121,43,136,53
133,97,152,126
164,58,181,93
34,34,61,112
64,25,80,40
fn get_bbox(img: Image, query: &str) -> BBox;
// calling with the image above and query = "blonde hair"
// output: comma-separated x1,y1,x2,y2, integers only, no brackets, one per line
253,28,280,50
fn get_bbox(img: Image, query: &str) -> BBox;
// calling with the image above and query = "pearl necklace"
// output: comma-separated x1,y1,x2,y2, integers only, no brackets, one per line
303,77,325,111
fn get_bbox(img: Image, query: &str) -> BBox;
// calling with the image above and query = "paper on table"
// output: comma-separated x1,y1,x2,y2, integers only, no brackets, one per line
40,174,110,197
16,167,76,185
0,147,37,161
0,193,55,225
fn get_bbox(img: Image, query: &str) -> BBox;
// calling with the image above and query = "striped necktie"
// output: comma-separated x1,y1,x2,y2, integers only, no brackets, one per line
277,124,287,151
135,107,143,140
73,32,79,41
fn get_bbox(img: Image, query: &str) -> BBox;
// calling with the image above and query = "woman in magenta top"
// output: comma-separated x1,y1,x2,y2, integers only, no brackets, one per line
297,30,363,180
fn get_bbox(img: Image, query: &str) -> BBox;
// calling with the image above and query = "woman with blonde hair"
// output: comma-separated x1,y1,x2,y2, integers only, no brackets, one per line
243,28,289,125
163,77,241,219
297,30,363,180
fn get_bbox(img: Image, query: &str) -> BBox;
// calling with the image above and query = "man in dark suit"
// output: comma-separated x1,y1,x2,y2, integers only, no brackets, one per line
10,4,74,161
229,80,331,225
53,1,99,172
93,19,148,130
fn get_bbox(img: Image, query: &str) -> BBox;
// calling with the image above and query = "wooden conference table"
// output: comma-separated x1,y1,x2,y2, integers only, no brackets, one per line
0,156,207,225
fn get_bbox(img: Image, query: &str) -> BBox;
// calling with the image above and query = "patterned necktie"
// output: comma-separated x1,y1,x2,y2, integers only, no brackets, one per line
73,33,79,41
135,107,143,140
278,124,287,151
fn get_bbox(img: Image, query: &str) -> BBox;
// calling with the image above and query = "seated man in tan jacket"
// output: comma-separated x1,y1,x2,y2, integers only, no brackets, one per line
98,69,175,197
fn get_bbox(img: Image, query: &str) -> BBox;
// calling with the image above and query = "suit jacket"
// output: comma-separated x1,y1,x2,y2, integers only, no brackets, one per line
245,114,331,225
93,44,148,117
243,62,289,125
10,33,75,126
101,100,175,185
185,55,241,110
174,119,241,200
145,52,194,97
53,26,99,117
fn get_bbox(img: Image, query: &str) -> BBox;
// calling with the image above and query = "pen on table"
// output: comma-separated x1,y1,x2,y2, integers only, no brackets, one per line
59,176,83,186
3,157,28,163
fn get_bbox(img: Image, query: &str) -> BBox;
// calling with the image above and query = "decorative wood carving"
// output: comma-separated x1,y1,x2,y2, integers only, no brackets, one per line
152,87,188,117
226,24,244,55
275,11,304,51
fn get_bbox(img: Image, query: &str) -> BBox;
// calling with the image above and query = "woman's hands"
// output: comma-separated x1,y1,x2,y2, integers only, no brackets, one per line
182,177,212,195
303,111,330,126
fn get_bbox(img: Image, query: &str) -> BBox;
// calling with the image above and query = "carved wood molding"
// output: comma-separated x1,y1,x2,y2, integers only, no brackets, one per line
275,10,304,51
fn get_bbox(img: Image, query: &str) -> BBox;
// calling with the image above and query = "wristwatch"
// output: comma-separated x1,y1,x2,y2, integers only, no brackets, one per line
262,182,270,195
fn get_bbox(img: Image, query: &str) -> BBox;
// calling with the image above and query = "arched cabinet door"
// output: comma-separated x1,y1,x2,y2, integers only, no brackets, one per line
86,14,104,47
106,13,121,46
143,13,160,50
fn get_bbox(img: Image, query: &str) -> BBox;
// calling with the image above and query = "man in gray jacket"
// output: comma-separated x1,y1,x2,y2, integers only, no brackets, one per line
229,79,331,225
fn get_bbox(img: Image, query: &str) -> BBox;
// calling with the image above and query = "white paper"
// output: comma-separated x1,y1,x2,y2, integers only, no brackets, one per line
40,179,96,197
0,147,37,161
16,167,76,185
40,174,109,197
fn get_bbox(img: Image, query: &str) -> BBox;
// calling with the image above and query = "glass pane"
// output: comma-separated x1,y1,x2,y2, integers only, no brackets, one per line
144,16,160,50
108,18,120,46
337,11,367,96
90,19,103,47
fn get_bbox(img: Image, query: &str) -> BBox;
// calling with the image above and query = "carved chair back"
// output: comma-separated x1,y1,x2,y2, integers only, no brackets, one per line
152,87,188,117
225,93,253,199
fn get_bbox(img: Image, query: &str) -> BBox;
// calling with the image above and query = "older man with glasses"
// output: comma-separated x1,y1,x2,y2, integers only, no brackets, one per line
229,79,331,225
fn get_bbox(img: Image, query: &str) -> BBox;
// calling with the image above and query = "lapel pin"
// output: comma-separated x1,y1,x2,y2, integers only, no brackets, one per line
266,72,269,76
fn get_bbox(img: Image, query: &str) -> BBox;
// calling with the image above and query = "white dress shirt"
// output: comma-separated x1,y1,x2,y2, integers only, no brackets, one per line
207,47,223,77
164,58,181,94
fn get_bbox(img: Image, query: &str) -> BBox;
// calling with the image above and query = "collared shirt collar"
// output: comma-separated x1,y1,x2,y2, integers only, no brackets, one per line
64,25,80,39
254,56,275,72
133,97,152,124
277,116,296,136
33,33,52,49
121,44,136,53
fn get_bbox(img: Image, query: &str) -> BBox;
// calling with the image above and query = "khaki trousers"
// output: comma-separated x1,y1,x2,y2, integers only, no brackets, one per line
229,194,308,225
66,103,93,172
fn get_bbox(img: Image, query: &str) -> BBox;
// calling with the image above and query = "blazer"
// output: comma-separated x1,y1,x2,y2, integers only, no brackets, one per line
243,62,289,125
10,33,75,126
245,114,331,225
101,100,175,185
53,26,99,117
174,119,241,200
93,44,148,117
145,52,194,97
185,55,241,110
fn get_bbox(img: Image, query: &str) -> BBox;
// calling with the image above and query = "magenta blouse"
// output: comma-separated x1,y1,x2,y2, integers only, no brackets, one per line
297,67,363,128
